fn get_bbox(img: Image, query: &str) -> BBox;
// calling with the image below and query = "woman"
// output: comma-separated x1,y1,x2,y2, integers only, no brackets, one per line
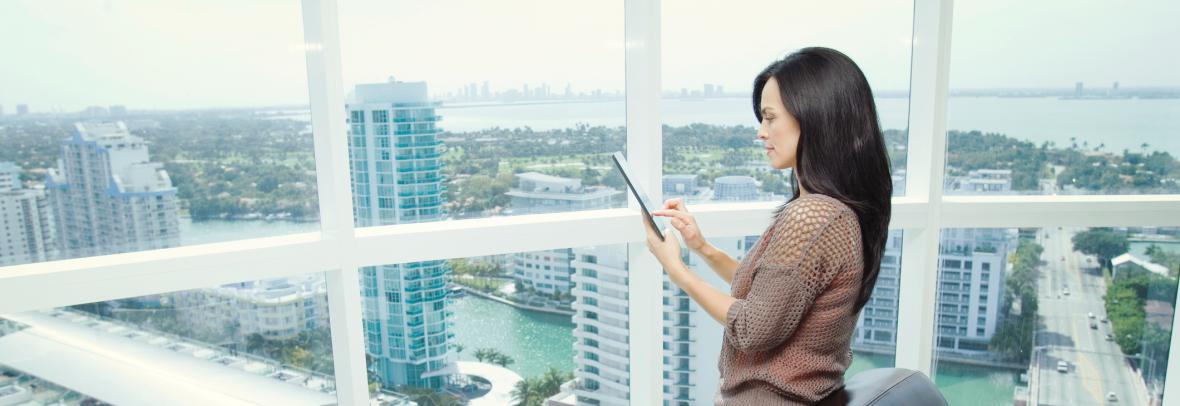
644,47,893,405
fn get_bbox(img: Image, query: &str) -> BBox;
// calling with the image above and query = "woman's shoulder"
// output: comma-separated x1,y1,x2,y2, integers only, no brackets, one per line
759,194,859,263
773,194,854,225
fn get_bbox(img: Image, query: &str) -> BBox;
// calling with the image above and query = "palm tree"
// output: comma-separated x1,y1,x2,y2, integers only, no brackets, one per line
473,347,514,367
510,378,540,406
246,333,267,355
492,353,515,368
473,348,492,362
400,387,463,406
537,368,571,398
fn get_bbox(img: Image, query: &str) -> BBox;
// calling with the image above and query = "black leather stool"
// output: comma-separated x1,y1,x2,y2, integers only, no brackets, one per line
816,368,948,406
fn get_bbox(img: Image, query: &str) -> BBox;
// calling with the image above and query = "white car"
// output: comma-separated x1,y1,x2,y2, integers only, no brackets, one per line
1106,392,1118,402
1063,288,1071,296
1056,360,1069,373
1088,312,1095,319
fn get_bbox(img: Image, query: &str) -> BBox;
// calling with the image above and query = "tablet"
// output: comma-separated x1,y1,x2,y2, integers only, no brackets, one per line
611,151,666,241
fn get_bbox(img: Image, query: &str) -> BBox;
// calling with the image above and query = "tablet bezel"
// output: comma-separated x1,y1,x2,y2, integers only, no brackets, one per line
611,151,665,241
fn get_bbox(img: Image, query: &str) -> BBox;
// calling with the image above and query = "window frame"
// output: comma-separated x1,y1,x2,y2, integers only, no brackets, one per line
0,0,1178,404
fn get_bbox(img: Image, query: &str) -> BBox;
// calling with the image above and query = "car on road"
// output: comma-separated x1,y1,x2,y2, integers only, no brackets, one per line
1057,360,1069,373
1088,312,1095,319
1107,392,1118,402
1090,321,1099,329
1063,288,1070,296
1105,333,1114,341
1101,316,1108,323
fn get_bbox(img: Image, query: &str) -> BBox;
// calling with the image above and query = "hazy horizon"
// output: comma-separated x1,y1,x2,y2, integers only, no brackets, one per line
1,0,1176,112
9,86,1180,116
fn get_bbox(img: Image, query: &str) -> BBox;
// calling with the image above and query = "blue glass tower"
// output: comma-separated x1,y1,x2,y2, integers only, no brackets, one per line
347,78,453,389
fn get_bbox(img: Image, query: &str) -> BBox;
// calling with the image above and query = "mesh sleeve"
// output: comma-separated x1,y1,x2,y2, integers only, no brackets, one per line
724,197,858,353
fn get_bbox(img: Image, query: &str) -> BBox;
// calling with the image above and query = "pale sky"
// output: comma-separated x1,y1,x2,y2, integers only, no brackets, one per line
0,0,1176,111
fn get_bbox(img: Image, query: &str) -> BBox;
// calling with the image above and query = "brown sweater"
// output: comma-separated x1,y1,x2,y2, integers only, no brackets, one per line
717,194,864,405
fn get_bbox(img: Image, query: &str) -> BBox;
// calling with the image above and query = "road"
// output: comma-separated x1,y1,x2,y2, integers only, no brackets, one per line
1033,227,1148,405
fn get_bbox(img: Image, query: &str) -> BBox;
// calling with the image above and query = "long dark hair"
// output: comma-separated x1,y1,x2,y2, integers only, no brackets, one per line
753,47,892,312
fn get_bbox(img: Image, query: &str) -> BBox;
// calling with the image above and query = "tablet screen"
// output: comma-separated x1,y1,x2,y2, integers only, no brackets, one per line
611,152,665,241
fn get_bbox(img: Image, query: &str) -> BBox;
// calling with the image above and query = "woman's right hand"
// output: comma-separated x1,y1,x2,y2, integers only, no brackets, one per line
652,198,707,253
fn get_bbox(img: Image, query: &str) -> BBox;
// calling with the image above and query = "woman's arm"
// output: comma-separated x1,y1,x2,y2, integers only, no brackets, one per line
696,241,740,285
666,261,736,325
652,198,740,284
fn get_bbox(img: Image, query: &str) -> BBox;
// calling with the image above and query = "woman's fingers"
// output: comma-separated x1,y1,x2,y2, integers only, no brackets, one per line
652,209,692,223
653,210,696,233
671,218,685,229
663,198,687,212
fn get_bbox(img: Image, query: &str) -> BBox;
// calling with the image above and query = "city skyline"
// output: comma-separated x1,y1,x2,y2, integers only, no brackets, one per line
6,79,1176,116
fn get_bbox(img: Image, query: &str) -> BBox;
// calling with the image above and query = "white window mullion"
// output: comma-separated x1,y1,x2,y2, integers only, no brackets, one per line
941,195,1180,229
624,0,663,404
896,227,941,374
300,0,367,404
355,209,638,265
0,234,329,315
324,265,367,406
894,0,954,376
349,199,932,267
302,0,355,240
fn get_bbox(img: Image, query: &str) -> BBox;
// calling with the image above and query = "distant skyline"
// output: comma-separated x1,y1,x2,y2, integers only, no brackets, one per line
1,0,1177,112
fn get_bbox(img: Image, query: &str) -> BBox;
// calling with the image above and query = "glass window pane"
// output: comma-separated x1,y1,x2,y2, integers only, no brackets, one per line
0,1,321,268
945,2,1180,195
0,272,336,404
359,244,630,404
931,227,1178,405
338,1,626,226
661,0,914,203
668,236,761,403
849,230,905,375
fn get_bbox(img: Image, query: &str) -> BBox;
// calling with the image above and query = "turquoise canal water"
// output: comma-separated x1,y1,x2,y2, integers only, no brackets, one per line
449,295,577,379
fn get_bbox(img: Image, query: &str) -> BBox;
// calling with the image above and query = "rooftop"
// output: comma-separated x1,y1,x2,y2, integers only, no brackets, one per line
0,310,339,406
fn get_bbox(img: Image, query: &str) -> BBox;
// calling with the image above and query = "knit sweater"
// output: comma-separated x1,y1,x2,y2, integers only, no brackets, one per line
717,193,865,405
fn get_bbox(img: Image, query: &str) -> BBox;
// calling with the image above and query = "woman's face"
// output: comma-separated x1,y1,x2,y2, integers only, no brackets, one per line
757,77,801,170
